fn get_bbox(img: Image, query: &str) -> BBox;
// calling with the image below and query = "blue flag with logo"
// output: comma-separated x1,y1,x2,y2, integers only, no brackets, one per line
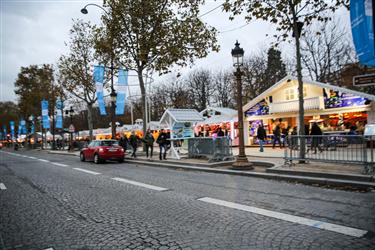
115,69,128,115
55,99,63,129
18,124,21,137
20,119,26,134
41,100,50,129
3,125,6,140
10,121,15,140
351,0,375,66
94,65,107,115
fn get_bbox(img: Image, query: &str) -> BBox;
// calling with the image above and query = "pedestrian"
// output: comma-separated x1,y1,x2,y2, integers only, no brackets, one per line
143,129,155,159
272,124,282,149
290,126,298,150
129,131,138,158
257,124,267,152
119,135,128,152
156,129,168,160
309,122,323,154
217,128,224,137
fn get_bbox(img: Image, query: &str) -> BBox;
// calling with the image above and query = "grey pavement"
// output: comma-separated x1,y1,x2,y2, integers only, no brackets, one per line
1,149,375,250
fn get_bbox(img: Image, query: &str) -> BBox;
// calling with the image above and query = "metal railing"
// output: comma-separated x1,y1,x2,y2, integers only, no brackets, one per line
285,135,374,172
188,137,233,162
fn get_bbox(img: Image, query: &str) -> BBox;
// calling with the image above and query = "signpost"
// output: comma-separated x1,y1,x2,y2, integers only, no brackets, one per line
353,73,375,87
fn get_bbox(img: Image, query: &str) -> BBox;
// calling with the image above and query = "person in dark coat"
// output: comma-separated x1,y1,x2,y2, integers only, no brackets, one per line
143,129,155,159
272,124,282,149
257,124,267,152
119,135,128,152
309,122,323,154
156,129,168,160
217,128,224,137
129,131,138,158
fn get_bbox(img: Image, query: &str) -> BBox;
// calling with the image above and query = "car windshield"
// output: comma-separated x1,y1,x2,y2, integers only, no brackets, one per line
100,140,119,146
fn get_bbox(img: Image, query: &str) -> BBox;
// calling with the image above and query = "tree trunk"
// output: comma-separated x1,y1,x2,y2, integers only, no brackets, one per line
137,67,147,136
293,19,306,162
87,103,94,141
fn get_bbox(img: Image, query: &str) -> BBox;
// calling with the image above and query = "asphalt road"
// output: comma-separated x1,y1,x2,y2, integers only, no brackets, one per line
1,149,375,250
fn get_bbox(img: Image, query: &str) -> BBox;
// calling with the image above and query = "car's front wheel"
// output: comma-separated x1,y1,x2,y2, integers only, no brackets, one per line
80,152,85,162
94,154,101,164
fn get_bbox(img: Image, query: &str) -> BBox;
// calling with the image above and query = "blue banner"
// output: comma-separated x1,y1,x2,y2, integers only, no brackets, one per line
351,0,375,66
94,65,107,115
10,121,15,139
115,69,128,115
3,125,6,140
41,100,50,129
18,124,21,137
20,119,26,134
55,99,63,129
31,122,35,134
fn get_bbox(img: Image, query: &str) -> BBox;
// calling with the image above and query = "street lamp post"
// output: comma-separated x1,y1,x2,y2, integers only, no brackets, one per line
81,4,117,139
67,106,74,151
231,41,253,170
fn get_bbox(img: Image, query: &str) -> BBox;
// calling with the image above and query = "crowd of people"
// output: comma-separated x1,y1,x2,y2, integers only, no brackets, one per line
118,129,171,160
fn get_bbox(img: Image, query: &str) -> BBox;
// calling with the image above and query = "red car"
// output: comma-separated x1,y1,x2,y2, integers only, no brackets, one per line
80,140,125,164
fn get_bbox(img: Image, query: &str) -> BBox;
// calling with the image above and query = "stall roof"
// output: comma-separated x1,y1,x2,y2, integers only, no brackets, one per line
200,106,237,117
243,75,375,112
160,108,204,125
197,115,238,126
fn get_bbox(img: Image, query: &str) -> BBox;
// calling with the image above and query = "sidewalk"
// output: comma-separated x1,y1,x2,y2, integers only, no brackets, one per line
45,147,375,190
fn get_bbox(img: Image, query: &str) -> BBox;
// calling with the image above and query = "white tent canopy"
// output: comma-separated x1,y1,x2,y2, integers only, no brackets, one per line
159,108,204,159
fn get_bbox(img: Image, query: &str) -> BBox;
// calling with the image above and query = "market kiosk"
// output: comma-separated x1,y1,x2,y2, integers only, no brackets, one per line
197,106,237,143
159,108,204,159
243,75,375,146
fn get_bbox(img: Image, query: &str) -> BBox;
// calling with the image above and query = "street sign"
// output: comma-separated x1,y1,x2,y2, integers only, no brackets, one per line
353,73,375,87
68,124,75,133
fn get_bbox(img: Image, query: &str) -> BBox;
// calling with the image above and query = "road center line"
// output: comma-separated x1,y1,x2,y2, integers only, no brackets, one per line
0,183,7,190
38,159,50,163
112,177,168,191
73,168,101,175
51,162,69,167
197,197,367,238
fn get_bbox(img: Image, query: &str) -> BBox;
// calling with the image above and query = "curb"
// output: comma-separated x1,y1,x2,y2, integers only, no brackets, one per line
267,167,375,183
124,159,375,190
47,150,79,156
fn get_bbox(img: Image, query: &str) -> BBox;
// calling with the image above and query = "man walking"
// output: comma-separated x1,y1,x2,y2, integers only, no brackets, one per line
257,124,267,152
143,129,155,159
272,124,282,149
156,129,168,160
129,131,138,158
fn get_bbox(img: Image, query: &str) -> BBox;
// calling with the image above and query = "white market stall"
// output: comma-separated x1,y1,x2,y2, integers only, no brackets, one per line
198,106,238,141
159,108,204,159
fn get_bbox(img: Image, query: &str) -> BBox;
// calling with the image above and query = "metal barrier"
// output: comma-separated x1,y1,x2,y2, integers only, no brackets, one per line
188,137,234,162
285,135,374,172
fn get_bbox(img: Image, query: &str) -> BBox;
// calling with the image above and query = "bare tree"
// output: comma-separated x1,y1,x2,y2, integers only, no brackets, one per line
212,70,234,108
58,20,99,140
301,19,356,83
241,52,268,103
185,69,214,111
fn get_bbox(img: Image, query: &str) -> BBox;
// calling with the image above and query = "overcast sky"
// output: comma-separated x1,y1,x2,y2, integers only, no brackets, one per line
0,0,351,103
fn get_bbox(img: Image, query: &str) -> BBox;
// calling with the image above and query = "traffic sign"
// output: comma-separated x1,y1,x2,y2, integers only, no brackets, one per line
353,73,375,87
68,124,75,133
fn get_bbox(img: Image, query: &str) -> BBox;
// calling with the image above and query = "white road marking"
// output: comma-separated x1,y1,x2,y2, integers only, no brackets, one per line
0,183,7,190
73,168,101,175
44,248,54,250
51,162,69,167
197,197,367,238
28,156,37,159
38,159,50,163
112,177,168,191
